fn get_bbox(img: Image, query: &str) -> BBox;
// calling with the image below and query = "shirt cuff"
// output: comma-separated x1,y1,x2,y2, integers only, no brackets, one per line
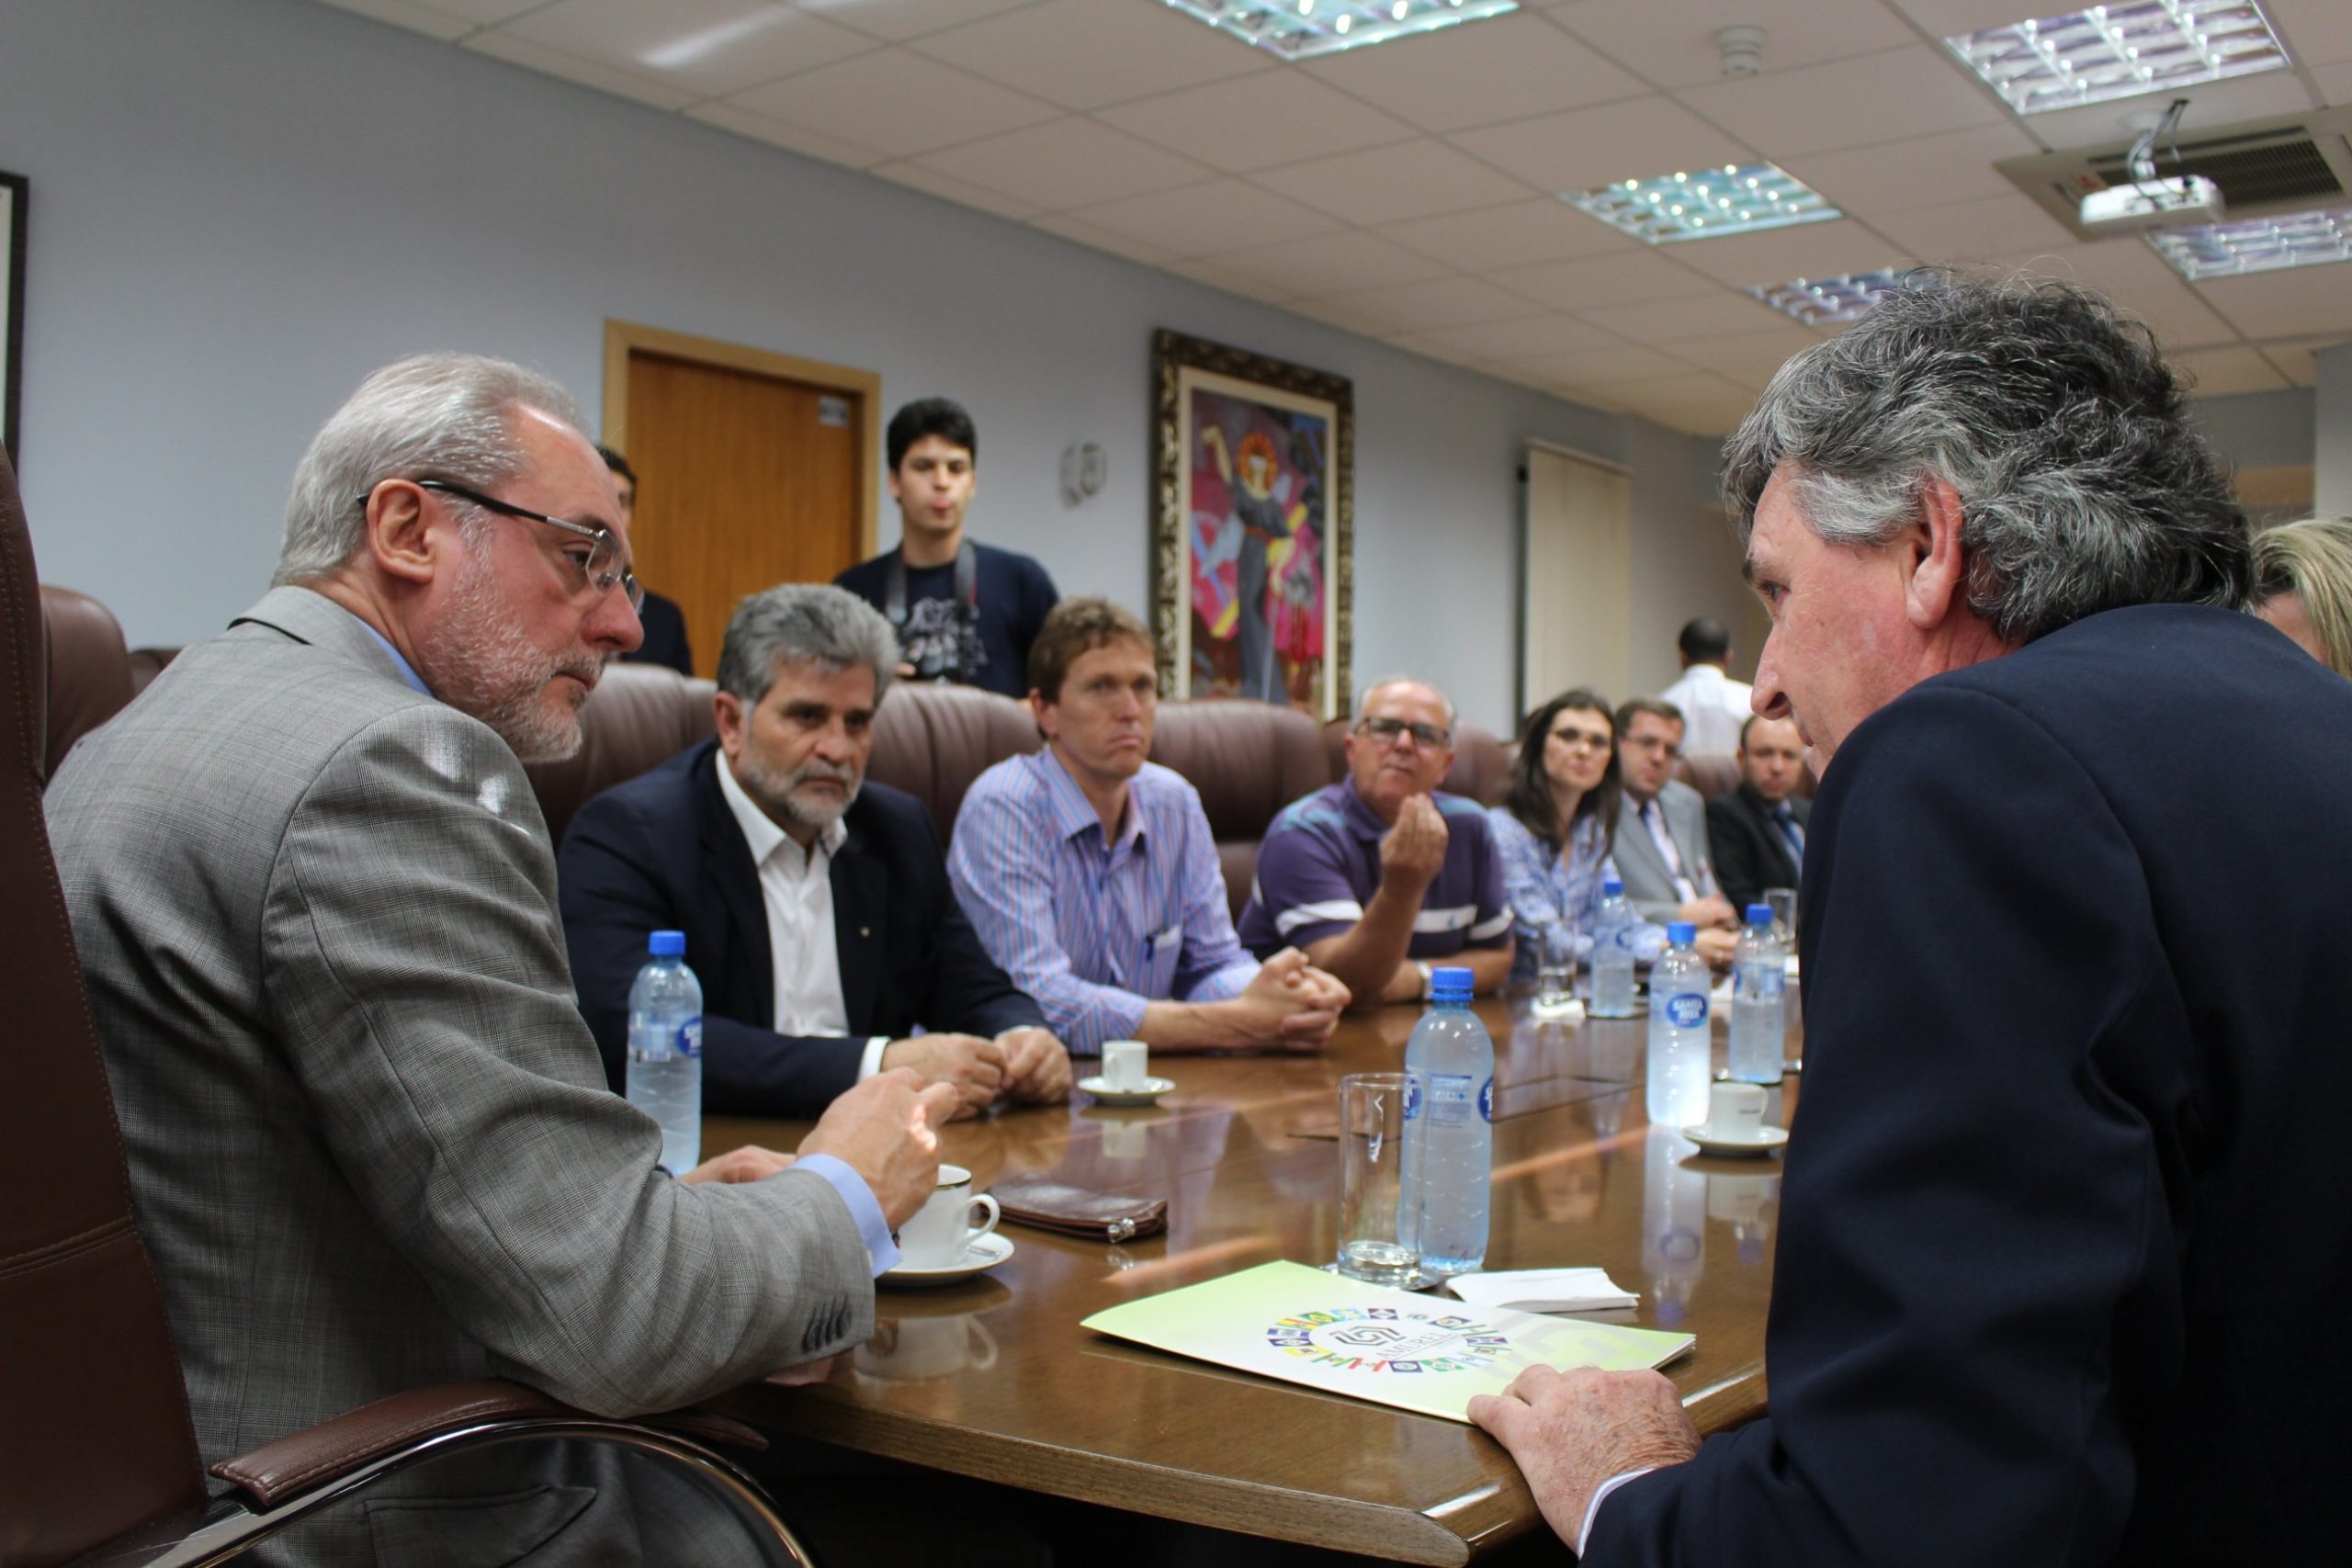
855,1036,891,1081
1577,1467,1655,1557
792,1152,900,1276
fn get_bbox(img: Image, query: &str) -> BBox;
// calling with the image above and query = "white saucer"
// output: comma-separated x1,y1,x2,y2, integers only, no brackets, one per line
1680,1122,1789,1158
882,1231,1014,1288
1079,1075,1174,1107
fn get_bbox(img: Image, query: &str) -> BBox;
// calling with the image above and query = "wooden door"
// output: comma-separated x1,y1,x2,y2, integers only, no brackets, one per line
605,322,879,677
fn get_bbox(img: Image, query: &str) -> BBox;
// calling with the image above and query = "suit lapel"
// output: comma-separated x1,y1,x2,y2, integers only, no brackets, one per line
832,821,888,1035
693,750,775,1027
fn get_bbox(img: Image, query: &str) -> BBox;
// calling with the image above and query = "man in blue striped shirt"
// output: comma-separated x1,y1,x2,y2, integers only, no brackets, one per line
948,597,1349,1055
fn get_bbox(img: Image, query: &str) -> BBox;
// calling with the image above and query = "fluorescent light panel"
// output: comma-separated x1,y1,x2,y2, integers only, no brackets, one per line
1160,0,1518,61
2146,206,2352,278
1746,270,1913,327
1564,164,1840,245
1944,2,2292,116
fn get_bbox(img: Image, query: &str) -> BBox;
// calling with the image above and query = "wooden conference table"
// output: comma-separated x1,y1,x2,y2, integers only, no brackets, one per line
707,995,1803,1565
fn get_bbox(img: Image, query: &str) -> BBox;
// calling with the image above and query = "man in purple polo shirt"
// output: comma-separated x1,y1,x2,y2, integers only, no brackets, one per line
1239,676,1514,1007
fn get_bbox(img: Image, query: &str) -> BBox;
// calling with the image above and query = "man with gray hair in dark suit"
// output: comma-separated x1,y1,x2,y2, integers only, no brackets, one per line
46,353,959,1560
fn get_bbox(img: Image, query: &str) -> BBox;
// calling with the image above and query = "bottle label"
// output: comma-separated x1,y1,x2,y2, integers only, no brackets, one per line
1427,1073,1476,1127
1736,965,1785,1002
1477,1077,1494,1123
675,1018,702,1059
1664,992,1709,1029
1403,1073,1423,1122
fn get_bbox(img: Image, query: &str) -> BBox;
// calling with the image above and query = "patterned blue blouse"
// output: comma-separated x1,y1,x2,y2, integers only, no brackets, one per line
1486,807,1669,981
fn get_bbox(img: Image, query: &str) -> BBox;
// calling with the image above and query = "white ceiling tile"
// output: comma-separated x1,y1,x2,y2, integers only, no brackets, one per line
1283,292,1408,336
1883,1,2065,38
1872,191,2078,263
687,101,887,165
1407,314,1629,362
1546,0,1919,90
1064,179,1340,257
721,48,1062,159
1205,231,1454,299
2252,0,2352,66
1661,219,1898,288
1449,95,1751,195
505,0,876,97
2258,341,2326,387
1316,277,1554,334
790,0,1039,44
1300,13,1647,133
1027,213,1178,267
2171,344,2293,396
913,118,1213,210
1487,248,1723,310
908,0,1268,112
1525,343,1700,386
1248,140,1538,226
1676,46,2007,158
1783,121,2043,217
1094,72,1419,175
2019,71,2316,153
1160,255,1274,300
2194,263,2352,341
867,159,1046,220
1377,198,1640,270
460,30,701,109
1994,242,2245,348
1578,290,1791,344
1613,371,1761,435
311,0,476,40
2315,62,2352,109
399,0,546,22
1670,321,1828,385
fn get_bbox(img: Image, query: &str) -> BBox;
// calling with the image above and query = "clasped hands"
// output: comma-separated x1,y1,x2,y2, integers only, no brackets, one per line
883,1026,1073,1118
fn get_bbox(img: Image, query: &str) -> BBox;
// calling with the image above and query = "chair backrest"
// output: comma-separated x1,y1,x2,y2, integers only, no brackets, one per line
40,584,137,777
866,680,1044,841
1150,698,1329,921
0,453,208,1564
526,661,720,843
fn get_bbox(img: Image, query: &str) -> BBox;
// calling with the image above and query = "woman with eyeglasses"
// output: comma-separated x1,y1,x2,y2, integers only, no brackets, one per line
1487,690,1737,986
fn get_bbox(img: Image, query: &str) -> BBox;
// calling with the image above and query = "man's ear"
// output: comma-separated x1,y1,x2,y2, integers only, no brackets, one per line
713,691,745,760
1029,689,1057,743
1903,474,1969,631
361,480,447,588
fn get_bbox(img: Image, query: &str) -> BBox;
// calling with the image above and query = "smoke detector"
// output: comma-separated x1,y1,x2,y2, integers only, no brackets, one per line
1717,26,1765,79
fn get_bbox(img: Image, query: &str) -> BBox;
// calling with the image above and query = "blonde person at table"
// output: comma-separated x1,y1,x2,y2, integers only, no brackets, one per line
949,596,1349,1055
1487,689,1736,985
2251,514,2352,678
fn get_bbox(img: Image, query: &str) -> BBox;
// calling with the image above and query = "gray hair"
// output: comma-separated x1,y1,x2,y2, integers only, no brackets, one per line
717,584,900,707
1359,674,1458,732
1722,271,2249,646
276,353,590,585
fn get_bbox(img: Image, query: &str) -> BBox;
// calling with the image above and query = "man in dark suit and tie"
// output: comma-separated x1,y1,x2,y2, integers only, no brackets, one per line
1704,713,1810,913
560,583,1072,1118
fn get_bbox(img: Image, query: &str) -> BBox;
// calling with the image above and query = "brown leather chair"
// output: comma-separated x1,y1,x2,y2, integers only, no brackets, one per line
39,582,137,777
1150,697,1329,922
866,679,1043,840
526,661,720,844
1675,751,1744,802
0,452,812,1565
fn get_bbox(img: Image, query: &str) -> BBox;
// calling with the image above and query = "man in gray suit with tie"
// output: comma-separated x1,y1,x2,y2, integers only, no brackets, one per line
1607,697,1737,939
46,354,958,1558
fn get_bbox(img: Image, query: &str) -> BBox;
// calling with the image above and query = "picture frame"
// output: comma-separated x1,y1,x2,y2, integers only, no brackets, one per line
2,171,25,464
1151,329,1352,719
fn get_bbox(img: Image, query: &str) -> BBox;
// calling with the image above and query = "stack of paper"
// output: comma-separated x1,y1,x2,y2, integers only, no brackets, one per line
1445,1268,1639,1314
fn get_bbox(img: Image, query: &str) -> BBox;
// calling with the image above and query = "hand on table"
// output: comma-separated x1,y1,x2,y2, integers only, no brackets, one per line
995,1027,1074,1103
1694,928,1739,967
1466,1365,1700,1550
1679,895,1738,931
798,1068,961,1229
881,1032,1005,1120
678,1145,796,1185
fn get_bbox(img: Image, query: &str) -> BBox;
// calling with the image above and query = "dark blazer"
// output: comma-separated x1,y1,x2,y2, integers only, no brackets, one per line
619,589,694,676
1705,782,1810,914
558,740,1044,1115
1591,604,2350,1565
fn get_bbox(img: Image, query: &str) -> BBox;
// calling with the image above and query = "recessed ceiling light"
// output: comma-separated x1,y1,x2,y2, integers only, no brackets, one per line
1745,269,1916,327
1162,0,1517,61
2146,206,2352,279
1944,3,2291,116
1564,164,1839,244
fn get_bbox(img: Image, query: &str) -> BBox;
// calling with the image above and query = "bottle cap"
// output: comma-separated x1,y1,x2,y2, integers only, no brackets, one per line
1667,920,1696,946
1601,876,1623,897
1430,965,1475,1002
1746,904,1774,927
648,930,686,958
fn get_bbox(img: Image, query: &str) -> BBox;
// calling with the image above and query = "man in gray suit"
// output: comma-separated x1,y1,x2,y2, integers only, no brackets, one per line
1607,697,1737,937
46,354,957,1558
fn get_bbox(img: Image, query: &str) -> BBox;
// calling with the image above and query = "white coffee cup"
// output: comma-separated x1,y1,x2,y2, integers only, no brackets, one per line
1101,1038,1148,1090
1704,1080,1768,1137
899,1163,1000,1268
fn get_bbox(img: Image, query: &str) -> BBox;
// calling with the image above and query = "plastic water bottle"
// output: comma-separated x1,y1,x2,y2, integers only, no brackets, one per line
1400,966,1493,1278
1589,877,1639,1019
1645,921,1713,1129
1727,904,1787,1084
627,931,703,1174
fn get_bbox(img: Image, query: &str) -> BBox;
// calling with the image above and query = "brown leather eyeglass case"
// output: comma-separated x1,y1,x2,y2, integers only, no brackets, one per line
992,1176,1168,1243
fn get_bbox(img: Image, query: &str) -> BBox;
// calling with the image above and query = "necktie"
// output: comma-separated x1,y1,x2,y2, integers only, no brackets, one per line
1773,804,1805,866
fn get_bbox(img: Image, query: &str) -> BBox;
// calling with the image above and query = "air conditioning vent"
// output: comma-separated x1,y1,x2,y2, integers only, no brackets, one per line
2086,135,2343,209
1999,106,2352,243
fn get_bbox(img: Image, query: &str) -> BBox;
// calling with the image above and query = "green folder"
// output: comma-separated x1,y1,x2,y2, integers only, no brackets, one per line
1083,1259,1694,1423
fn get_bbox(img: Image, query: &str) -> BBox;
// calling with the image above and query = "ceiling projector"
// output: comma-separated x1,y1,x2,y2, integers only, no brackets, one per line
2080,175,2226,234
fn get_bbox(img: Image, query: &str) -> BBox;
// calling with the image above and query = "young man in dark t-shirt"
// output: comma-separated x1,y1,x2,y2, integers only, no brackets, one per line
834,398,1057,699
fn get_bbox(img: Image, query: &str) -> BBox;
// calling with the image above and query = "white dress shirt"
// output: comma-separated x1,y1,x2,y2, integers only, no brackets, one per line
1659,662,1754,756
714,758,890,1080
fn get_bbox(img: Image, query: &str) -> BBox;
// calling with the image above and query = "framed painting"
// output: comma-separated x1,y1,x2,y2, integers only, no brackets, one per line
1151,330,1352,718
2,171,24,464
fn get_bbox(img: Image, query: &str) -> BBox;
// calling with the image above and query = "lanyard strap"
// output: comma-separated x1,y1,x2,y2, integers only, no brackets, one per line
884,538,978,627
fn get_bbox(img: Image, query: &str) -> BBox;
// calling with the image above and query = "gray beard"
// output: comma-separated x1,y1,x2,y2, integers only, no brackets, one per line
738,754,863,837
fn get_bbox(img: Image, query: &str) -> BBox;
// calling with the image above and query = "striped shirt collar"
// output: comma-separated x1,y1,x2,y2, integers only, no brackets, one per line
1034,745,1146,852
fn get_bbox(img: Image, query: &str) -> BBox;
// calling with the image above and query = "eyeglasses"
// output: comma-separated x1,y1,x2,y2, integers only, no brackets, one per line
1549,728,1613,753
1622,733,1683,760
388,479,644,613
1358,715,1451,750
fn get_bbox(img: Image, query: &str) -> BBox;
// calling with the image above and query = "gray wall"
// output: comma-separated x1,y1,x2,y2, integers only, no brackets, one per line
0,0,1768,735
2316,347,2351,519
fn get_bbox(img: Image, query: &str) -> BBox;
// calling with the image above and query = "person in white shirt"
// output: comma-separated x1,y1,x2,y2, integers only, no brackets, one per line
1657,616,1754,756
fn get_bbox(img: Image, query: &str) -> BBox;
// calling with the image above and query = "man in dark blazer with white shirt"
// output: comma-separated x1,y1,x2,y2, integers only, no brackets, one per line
1705,712,1811,914
560,585,1071,1119
1470,276,2347,1565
